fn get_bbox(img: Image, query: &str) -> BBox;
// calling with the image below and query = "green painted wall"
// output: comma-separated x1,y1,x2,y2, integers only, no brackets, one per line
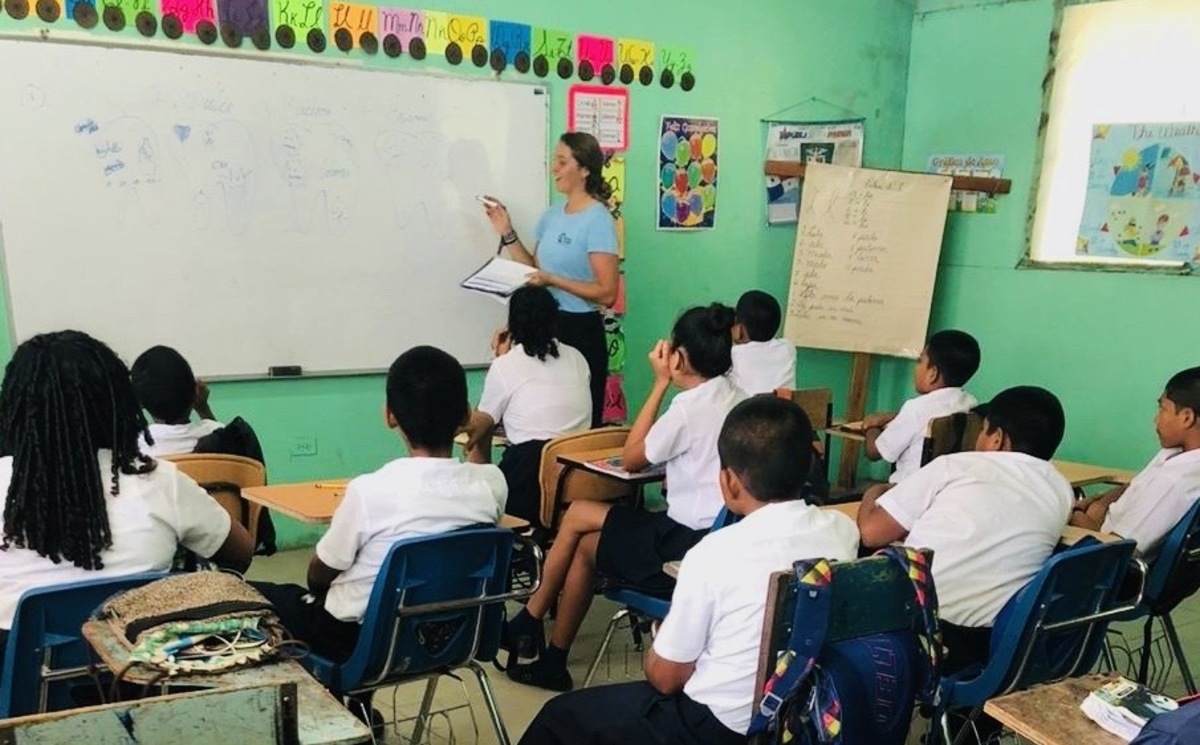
0,0,916,548
902,0,1200,473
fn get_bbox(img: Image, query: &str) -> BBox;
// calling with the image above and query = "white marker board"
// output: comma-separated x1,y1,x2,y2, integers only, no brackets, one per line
783,163,953,359
0,38,548,376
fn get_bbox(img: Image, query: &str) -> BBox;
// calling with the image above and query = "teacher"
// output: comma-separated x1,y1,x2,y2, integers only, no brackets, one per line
484,132,619,427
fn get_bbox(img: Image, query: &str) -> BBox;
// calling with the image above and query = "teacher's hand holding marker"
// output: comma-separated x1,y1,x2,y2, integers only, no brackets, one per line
479,132,621,427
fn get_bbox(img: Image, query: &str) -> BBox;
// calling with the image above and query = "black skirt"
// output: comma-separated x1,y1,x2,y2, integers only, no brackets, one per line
595,507,706,595
498,439,549,527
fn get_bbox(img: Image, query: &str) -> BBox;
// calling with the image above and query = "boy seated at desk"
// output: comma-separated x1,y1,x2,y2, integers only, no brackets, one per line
1071,366,1200,556
857,386,1073,673
517,396,859,745
253,346,506,663
728,289,796,394
131,345,261,459
861,330,980,491
131,344,274,553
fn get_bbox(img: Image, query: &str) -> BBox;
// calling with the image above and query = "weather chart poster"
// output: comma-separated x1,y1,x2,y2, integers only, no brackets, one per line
658,115,718,230
1076,122,1200,262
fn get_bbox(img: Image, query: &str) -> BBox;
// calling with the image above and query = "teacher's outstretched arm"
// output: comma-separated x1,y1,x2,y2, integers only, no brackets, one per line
483,198,537,267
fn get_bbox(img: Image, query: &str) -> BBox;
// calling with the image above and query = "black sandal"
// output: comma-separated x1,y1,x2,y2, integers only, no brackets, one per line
495,614,545,671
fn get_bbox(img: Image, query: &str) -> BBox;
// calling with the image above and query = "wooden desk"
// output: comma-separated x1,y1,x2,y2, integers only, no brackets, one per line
1053,460,1134,489
825,421,866,443
82,621,370,744
241,480,530,531
453,427,509,448
984,674,1125,745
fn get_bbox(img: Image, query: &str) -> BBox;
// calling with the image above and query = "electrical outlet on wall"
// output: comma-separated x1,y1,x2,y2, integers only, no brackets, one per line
291,435,318,457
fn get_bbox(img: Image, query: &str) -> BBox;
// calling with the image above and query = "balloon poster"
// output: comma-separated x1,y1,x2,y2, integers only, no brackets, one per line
1076,122,1200,262
658,115,718,230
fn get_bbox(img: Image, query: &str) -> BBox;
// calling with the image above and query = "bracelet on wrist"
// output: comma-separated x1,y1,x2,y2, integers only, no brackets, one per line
501,230,519,245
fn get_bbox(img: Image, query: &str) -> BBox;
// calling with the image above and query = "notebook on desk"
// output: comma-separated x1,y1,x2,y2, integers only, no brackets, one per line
583,456,666,480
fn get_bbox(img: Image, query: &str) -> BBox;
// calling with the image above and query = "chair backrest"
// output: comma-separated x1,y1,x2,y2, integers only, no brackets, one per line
161,453,267,546
966,539,1140,700
1142,498,1200,614
920,411,983,467
538,427,633,530
775,388,833,432
328,529,518,693
0,572,165,718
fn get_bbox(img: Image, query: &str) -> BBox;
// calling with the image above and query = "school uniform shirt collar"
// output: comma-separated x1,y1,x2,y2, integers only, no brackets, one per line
672,375,737,405
1159,447,1200,468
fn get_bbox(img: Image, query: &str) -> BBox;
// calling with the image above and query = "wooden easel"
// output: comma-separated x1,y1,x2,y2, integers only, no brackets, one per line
836,352,872,489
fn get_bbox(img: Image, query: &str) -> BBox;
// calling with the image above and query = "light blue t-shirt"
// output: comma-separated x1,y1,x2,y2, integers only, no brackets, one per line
533,202,618,313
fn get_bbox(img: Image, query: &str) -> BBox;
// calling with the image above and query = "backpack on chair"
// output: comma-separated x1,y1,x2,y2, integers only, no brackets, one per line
749,546,942,745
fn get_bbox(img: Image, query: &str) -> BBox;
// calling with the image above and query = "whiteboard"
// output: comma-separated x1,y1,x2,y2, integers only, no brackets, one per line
0,38,548,377
783,163,952,359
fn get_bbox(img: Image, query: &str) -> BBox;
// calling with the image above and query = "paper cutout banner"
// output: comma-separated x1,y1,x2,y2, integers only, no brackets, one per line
219,0,268,34
378,7,423,47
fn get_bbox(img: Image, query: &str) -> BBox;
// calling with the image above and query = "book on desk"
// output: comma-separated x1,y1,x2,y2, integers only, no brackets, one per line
582,456,666,480
1080,676,1178,741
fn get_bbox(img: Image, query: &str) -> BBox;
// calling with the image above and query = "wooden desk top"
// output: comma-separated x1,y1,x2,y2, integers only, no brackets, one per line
826,421,866,443
984,674,1125,745
240,480,529,531
556,447,668,484
1053,460,1134,489
82,621,370,745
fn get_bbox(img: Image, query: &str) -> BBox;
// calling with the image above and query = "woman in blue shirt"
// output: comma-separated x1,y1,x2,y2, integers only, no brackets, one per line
484,132,619,426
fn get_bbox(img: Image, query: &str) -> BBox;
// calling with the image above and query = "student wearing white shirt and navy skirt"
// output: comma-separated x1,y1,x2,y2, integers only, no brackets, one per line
517,396,859,744
503,304,749,692
463,286,593,526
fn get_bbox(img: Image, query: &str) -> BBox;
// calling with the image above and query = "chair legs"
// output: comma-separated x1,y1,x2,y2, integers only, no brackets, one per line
1161,613,1197,695
582,608,630,688
466,660,512,745
409,676,440,744
1138,616,1155,685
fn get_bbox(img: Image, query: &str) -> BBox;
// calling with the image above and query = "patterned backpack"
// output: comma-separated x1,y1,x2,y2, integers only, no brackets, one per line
748,546,942,745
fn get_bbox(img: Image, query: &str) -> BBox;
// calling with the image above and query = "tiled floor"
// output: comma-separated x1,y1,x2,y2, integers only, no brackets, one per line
249,550,1200,744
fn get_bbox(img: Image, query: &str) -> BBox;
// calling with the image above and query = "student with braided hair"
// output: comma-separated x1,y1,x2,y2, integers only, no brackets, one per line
0,331,252,669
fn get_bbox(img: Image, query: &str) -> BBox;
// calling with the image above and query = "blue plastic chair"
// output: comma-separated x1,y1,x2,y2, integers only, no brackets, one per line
0,572,165,719
932,539,1144,745
582,507,738,687
300,528,541,745
1113,499,1200,694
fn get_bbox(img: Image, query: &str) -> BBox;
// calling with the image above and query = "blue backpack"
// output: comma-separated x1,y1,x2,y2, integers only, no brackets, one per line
1130,700,1200,745
748,546,942,745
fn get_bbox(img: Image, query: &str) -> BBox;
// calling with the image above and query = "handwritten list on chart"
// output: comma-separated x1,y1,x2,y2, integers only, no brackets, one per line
783,162,953,359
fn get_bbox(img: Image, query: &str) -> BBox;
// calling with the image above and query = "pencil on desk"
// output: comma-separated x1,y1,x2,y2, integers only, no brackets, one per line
314,483,346,490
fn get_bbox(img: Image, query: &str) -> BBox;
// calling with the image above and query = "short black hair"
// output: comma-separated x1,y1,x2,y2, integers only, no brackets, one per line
926,330,981,388
717,395,814,502
672,303,736,378
735,290,782,342
130,346,196,423
386,346,469,450
508,286,560,362
977,386,1065,460
1164,366,1200,418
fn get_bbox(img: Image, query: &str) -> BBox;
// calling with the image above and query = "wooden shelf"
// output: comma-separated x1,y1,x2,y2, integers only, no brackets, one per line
763,160,1012,195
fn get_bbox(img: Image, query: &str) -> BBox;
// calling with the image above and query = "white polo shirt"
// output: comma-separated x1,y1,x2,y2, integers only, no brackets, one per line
876,387,978,483
729,339,796,394
877,451,1072,627
477,342,591,445
317,457,507,622
0,453,232,630
644,376,748,530
1103,447,1200,556
141,419,223,457
653,500,860,734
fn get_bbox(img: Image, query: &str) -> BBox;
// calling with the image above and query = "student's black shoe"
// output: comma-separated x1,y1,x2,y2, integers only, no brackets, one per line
506,657,574,692
497,611,545,670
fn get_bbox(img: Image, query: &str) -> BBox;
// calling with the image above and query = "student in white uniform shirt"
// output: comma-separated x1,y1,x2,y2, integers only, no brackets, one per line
858,385,1073,674
863,329,981,486
504,303,748,692
254,346,506,664
130,346,223,457
1071,366,1200,556
518,395,859,745
0,332,253,671
728,289,796,394
463,286,592,526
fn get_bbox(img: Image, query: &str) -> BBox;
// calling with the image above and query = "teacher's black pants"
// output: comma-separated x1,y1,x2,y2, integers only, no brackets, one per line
518,681,745,745
556,310,607,427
